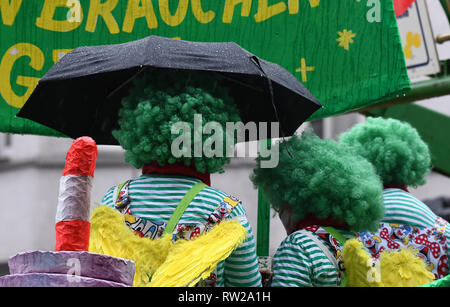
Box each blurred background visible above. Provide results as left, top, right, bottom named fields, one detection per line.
left=0, top=0, right=449, bottom=277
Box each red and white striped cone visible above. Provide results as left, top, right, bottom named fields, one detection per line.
left=55, top=136, right=98, bottom=251
left=0, top=136, right=137, bottom=287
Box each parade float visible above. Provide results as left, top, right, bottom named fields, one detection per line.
left=1, top=0, right=449, bottom=287
left=0, top=136, right=136, bottom=287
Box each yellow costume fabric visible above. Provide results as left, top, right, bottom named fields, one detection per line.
left=342, top=239, right=435, bottom=287
left=89, top=205, right=246, bottom=287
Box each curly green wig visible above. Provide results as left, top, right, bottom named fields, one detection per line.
left=251, top=131, right=384, bottom=232
left=339, top=117, right=431, bottom=187
left=112, top=70, right=241, bottom=173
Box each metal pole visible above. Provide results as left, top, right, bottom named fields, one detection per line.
left=257, top=188, right=270, bottom=257
left=257, top=139, right=272, bottom=286
left=356, top=74, right=450, bottom=113
left=437, top=33, right=450, bottom=44
left=439, top=0, right=450, bottom=21
left=257, top=138, right=271, bottom=257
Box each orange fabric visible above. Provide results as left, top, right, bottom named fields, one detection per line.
left=62, top=136, right=98, bottom=177
left=55, top=220, right=91, bottom=251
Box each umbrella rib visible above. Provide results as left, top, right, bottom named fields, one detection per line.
left=218, top=73, right=264, bottom=92
left=88, top=67, right=146, bottom=139
left=106, top=66, right=146, bottom=100
left=249, top=56, right=293, bottom=158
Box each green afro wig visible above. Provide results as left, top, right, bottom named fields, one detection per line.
left=339, top=117, right=431, bottom=187
left=251, top=131, right=384, bottom=232
left=112, top=70, right=241, bottom=173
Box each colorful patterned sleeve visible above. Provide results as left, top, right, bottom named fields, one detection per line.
left=271, top=233, right=313, bottom=287
left=382, top=189, right=450, bottom=272
left=221, top=202, right=262, bottom=287
left=446, top=225, right=450, bottom=263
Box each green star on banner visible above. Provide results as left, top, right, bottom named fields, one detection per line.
left=0, top=0, right=409, bottom=137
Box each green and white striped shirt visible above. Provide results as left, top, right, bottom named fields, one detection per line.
left=101, top=174, right=262, bottom=287
left=382, top=188, right=450, bottom=270
left=271, top=188, right=450, bottom=287
left=271, top=228, right=354, bottom=287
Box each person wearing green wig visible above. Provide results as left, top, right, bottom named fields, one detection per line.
left=100, top=70, right=262, bottom=287
left=339, top=117, right=449, bottom=280
left=251, top=131, right=385, bottom=286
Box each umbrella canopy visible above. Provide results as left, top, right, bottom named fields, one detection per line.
left=17, top=35, right=321, bottom=145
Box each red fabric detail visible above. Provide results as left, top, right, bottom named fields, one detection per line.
left=393, top=0, right=416, bottom=17
left=384, top=185, right=409, bottom=193
left=293, top=214, right=349, bottom=233
left=142, top=162, right=211, bottom=186
left=62, top=137, right=98, bottom=177
left=55, top=220, right=90, bottom=251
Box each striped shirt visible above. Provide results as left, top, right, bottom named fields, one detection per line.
left=271, top=189, right=450, bottom=287
left=271, top=228, right=354, bottom=287
left=101, top=174, right=262, bottom=287
left=382, top=188, right=450, bottom=270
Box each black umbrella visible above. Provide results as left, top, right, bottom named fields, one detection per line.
left=17, top=35, right=321, bottom=145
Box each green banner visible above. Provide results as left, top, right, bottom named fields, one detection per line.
left=0, top=0, right=410, bottom=138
